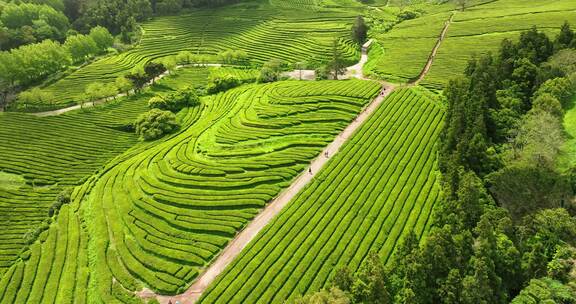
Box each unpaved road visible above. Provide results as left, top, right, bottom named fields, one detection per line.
left=148, top=83, right=395, bottom=304
left=140, top=15, right=452, bottom=303
left=32, top=64, right=222, bottom=117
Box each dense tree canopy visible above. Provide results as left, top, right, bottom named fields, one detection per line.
left=0, top=2, right=69, bottom=50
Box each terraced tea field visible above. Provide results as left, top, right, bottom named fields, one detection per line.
left=0, top=80, right=381, bottom=302
left=34, top=4, right=361, bottom=110
left=199, top=87, right=444, bottom=304
left=366, top=0, right=576, bottom=88
left=365, top=11, right=452, bottom=83
left=0, top=64, right=243, bottom=279
left=0, top=107, right=141, bottom=278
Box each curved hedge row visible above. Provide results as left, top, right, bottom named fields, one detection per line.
left=0, top=80, right=380, bottom=303
left=199, top=87, right=444, bottom=304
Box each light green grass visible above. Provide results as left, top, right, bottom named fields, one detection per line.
left=0, top=172, right=25, bottom=191
left=422, top=0, right=575, bottom=88
left=369, top=0, right=576, bottom=87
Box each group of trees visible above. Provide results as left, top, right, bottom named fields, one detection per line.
left=217, top=49, right=249, bottom=66
left=0, top=2, right=70, bottom=50
left=258, top=58, right=286, bottom=83
left=0, top=25, right=112, bottom=89
left=135, top=86, right=199, bottom=140
left=296, top=23, right=576, bottom=304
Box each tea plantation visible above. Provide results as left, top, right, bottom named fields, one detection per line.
left=0, top=80, right=381, bottom=302
left=199, top=87, right=444, bottom=304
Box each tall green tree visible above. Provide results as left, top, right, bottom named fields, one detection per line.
left=351, top=16, right=368, bottom=45
left=328, top=40, right=347, bottom=80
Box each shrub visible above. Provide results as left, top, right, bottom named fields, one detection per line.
left=134, top=109, right=179, bottom=141
left=397, top=9, right=420, bottom=21
left=48, top=188, right=72, bottom=217
left=148, top=88, right=200, bottom=112
left=315, top=65, right=330, bottom=80
left=207, top=75, right=241, bottom=94
left=258, top=59, right=285, bottom=83
left=535, top=77, right=574, bottom=106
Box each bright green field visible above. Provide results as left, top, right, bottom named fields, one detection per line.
left=0, top=65, right=255, bottom=278
left=422, top=0, right=576, bottom=88
left=199, top=87, right=444, bottom=303
left=366, top=0, right=576, bottom=87
left=26, top=2, right=362, bottom=111
left=0, top=80, right=381, bottom=302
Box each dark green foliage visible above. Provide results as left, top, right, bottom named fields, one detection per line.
left=207, top=74, right=241, bottom=94
left=351, top=252, right=391, bottom=304
left=351, top=16, right=367, bottom=45
left=148, top=88, right=199, bottom=112
left=331, top=267, right=353, bottom=292
left=294, top=287, right=350, bottom=304
left=125, top=72, right=149, bottom=91
left=487, top=165, right=569, bottom=222
left=440, top=76, right=491, bottom=177
left=134, top=108, right=179, bottom=141
left=144, top=61, right=166, bottom=80
left=555, top=21, right=575, bottom=51
left=315, top=65, right=330, bottom=80
left=258, top=59, right=284, bottom=83
left=397, top=10, right=419, bottom=22
left=511, top=278, right=576, bottom=303
left=48, top=188, right=72, bottom=217
left=0, top=2, right=70, bottom=50
left=516, top=26, right=554, bottom=65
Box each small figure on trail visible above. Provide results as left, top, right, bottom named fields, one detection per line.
left=325, top=151, right=329, bottom=158
left=309, top=167, right=312, bottom=175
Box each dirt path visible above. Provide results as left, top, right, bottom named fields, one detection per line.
left=139, top=18, right=451, bottom=302
left=32, top=64, right=222, bottom=117
left=412, top=13, right=454, bottom=85
left=146, top=81, right=395, bottom=304
left=137, top=39, right=390, bottom=304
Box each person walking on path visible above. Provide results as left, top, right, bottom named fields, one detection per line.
left=308, top=167, right=312, bottom=175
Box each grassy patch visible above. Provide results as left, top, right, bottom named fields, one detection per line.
left=0, top=172, right=25, bottom=191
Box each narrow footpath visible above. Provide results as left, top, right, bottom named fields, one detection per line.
left=413, top=13, right=453, bottom=84
left=32, top=64, right=222, bottom=117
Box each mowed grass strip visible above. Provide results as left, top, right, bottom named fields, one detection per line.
left=199, top=87, right=444, bottom=304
